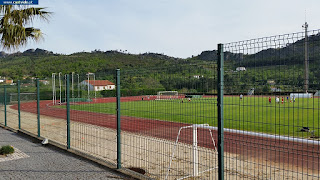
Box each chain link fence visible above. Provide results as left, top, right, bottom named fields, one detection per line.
left=0, top=29, right=319, bottom=179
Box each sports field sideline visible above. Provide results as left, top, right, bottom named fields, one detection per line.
left=64, top=95, right=320, bottom=138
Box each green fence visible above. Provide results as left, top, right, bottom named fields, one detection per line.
left=0, top=29, right=319, bottom=179
left=222, top=31, right=320, bottom=179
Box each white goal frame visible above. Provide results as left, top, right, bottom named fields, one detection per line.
left=165, top=124, right=218, bottom=180
left=156, top=91, right=178, bottom=100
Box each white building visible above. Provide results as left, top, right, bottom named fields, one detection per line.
left=39, top=80, right=50, bottom=85
left=236, top=67, right=246, bottom=71
left=193, top=75, right=204, bottom=79
left=80, top=80, right=115, bottom=91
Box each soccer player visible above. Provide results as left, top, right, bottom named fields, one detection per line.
left=240, top=94, right=243, bottom=100
left=276, top=97, right=280, bottom=103
left=281, top=97, right=284, bottom=104
left=269, top=97, right=271, bottom=104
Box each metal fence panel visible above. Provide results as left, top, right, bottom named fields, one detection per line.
left=18, top=79, right=38, bottom=135
left=67, top=71, right=118, bottom=165
left=223, top=30, right=320, bottom=179
left=4, top=84, right=18, bottom=129
left=120, top=64, right=218, bottom=179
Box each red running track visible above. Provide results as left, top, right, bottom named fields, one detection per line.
left=10, top=97, right=320, bottom=173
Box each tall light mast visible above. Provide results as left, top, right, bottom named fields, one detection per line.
left=302, top=22, right=309, bottom=93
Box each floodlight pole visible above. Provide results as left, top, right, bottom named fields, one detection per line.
left=302, top=22, right=309, bottom=93
left=59, top=72, right=62, bottom=104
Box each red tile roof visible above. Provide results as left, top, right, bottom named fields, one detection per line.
left=84, top=80, right=115, bottom=86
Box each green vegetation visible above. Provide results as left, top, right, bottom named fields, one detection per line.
left=0, top=145, right=14, bottom=155
left=64, top=96, right=319, bottom=138
left=1, top=33, right=320, bottom=101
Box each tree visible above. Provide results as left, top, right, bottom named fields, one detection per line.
left=0, top=5, right=50, bottom=50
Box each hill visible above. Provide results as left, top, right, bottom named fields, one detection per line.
left=1, top=33, right=320, bottom=94
left=0, top=49, right=189, bottom=79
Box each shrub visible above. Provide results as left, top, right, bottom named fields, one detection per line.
left=0, top=145, right=14, bottom=155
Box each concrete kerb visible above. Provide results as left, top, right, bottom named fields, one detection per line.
left=0, top=124, right=153, bottom=180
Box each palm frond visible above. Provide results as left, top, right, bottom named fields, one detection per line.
left=0, top=25, right=44, bottom=50
left=10, top=7, right=51, bottom=25
left=0, top=24, right=26, bottom=49
left=0, top=5, right=50, bottom=50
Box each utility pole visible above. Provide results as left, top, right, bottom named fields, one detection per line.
left=302, top=22, right=309, bottom=93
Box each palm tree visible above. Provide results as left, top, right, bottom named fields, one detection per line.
left=0, top=5, right=50, bottom=50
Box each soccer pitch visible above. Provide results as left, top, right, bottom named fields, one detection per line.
left=68, top=96, right=320, bottom=138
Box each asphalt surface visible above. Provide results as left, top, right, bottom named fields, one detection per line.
left=0, top=127, right=130, bottom=180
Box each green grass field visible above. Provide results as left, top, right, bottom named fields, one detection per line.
left=67, top=97, right=320, bottom=138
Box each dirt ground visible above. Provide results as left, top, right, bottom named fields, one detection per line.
left=0, top=105, right=318, bottom=179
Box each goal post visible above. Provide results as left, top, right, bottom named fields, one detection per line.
left=9, top=92, right=37, bottom=102
left=166, top=124, right=218, bottom=179
left=156, top=91, right=179, bottom=100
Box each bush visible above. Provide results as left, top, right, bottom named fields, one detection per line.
left=0, top=145, right=14, bottom=155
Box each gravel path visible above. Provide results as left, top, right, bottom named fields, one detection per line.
left=0, top=127, right=130, bottom=180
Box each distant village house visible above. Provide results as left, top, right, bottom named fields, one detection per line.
left=236, top=67, right=246, bottom=71
left=5, top=79, right=13, bottom=85
left=193, top=75, right=204, bottom=79
left=80, top=80, right=115, bottom=91
left=39, top=80, right=50, bottom=85
left=267, top=80, right=275, bottom=85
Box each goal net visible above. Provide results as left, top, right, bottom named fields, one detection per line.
left=156, top=91, right=179, bottom=100
left=9, top=93, right=37, bottom=102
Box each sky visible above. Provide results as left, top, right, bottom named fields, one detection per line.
left=12, top=0, right=320, bottom=58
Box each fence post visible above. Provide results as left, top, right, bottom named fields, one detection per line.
left=66, top=74, right=71, bottom=149
left=217, top=43, right=224, bottom=180
left=4, top=85, right=6, bottom=127
left=18, top=80, right=21, bottom=129
left=116, top=69, right=121, bottom=169
left=36, top=79, right=40, bottom=137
